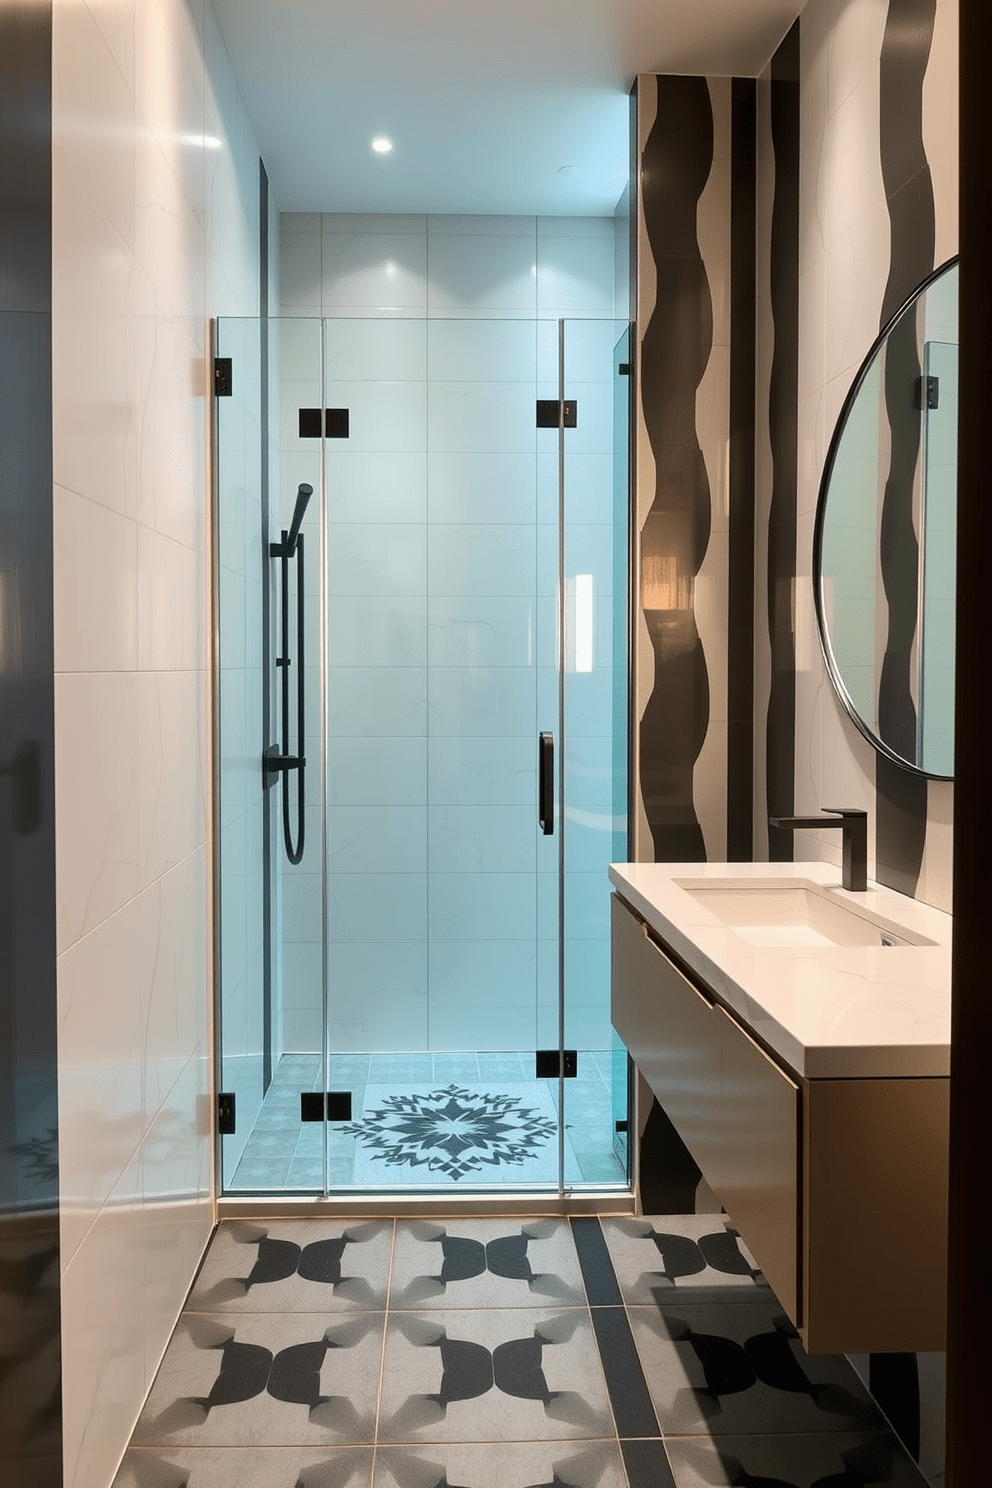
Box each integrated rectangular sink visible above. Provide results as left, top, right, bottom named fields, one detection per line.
left=673, top=878, right=937, bottom=949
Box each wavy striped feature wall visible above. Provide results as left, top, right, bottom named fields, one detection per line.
left=633, top=74, right=756, bottom=871
left=757, top=0, right=956, bottom=915
left=874, top=0, right=938, bottom=897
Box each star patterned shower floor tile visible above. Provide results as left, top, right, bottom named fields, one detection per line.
left=388, top=1218, right=586, bottom=1310
left=131, top=1311, right=384, bottom=1447
left=187, top=1220, right=393, bottom=1313
left=344, top=1082, right=567, bottom=1186
left=377, top=1307, right=614, bottom=1443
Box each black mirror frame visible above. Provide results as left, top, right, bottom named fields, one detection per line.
left=811, top=254, right=959, bottom=782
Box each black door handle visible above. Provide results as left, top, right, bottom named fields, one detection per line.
left=538, top=731, right=554, bottom=836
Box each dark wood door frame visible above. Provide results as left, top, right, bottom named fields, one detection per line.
left=946, top=3, right=992, bottom=1481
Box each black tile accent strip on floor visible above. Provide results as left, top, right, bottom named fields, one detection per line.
left=570, top=1217, right=664, bottom=1456
left=621, top=1438, right=679, bottom=1488
left=590, top=1305, right=663, bottom=1441
left=570, top=1216, right=624, bottom=1306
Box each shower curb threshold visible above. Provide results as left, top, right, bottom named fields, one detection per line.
left=216, top=1190, right=636, bottom=1220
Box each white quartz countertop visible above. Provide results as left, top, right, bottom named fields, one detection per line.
left=608, top=860, right=952, bottom=1079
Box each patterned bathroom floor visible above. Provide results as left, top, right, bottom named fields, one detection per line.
left=113, top=1215, right=928, bottom=1488
left=227, top=1052, right=626, bottom=1192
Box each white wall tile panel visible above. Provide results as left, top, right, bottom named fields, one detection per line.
left=53, top=0, right=270, bottom=1481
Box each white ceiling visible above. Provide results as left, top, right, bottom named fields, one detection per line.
left=212, top=0, right=801, bottom=217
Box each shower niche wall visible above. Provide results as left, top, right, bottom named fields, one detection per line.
left=215, top=310, right=631, bottom=1198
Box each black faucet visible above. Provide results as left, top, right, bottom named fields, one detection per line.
left=767, top=808, right=868, bottom=892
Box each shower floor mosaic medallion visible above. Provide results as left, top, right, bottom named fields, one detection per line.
left=344, top=1083, right=559, bottom=1183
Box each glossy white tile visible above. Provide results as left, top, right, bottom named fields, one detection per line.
left=427, top=233, right=537, bottom=314
left=322, top=228, right=428, bottom=312
left=54, top=485, right=138, bottom=673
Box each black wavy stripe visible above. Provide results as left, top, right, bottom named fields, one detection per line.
left=876, top=0, right=936, bottom=895
left=638, top=76, right=713, bottom=862
left=766, top=23, right=800, bottom=860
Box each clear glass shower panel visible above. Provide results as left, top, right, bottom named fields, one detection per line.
left=215, top=314, right=631, bottom=1198
left=559, top=319, right=631, bottom=1187
left=317, top=317, right=554, bottom=1192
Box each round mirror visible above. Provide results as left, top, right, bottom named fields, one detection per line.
left=813, top=257, right=958, bottom=779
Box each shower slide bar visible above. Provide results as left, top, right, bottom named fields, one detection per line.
left=263, top=482, right=312, bottom=865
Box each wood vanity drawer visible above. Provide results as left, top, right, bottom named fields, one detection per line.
left=713, top=1006, right=800, bottom=1322
left=611, top=894, right=722, bottom=1176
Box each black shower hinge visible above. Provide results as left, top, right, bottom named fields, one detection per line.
left=301, top=1092, right=353, bottom=1122
left=535, top=1049, right=577, bottom=1079
left=214, top=357, right=233, bottom=397
left=536, top=399, right=577, bottom=429
left=217, top=1092, right=236, bottom=1135
left=618, top=361, right=630, bottom=376
left=915, top=374, right=939, bottom=410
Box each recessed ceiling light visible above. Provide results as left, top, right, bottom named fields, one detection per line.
left=371, top=137, right=393, bottom=154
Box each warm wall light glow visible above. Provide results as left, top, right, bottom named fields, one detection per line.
left=575, top=574, right=594, bottom=673
left=371, top=137, right=393, bottom=154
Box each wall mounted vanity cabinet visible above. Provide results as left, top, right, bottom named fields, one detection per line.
left=610, top=863, right=951, bottom=1355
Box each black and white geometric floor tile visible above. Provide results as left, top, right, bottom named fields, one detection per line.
left=373, top=1441, right=629, bottom=1488
left=131, top=1313, right=383, bottom=1447
left=388, top=1219, right=586, bottom=1309
left=627, top=1301, right=886, bottom=1438
left=377, top=1308, right=614, bottom=1443
left=663, top=1431, right=934, bottom=1487
left=600, top=1216, right=769, bottom=1305
left=112, top=1446, right=373, bottom=1488
left=187, top=1221, right=392, bottom=1312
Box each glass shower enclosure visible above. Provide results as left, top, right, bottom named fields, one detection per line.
left=214, top=314, right=631, bottom=1198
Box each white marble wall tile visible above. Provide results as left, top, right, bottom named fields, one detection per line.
left=60, top=1150, right=147, bottom=1488
left=428, top=940, right=536, bottom=1014
left=429, top=525, right=536, bottom=597
left=427, top=453, right=536, bottom=525
left=137, top=671, right=208, bottom=884
left=326, top=806, right=427, bottom=874
left=327, top=665, right=428, bottom=737
left=428, top=805, right=537, bottom=874
left=136, top=528, right=206, bottom=671
left=326, top=944, right=429, bottom=1050
left=329, top=737, right=428, bottom=806
left=327, top=874, right=428, bottom=942
left=55, top=671, right=142, bottom=953
left=279, top=229, right=322, bottom=314
left=536, top=234, right=616, bottom=316
left=427, top=232, right=537, bottom=314
left=326, top=595, right=428, bottom=667
left=324, top=317, right=427, bottom=381
left=54, top=485, right=138, bottom=672
left=323, top=228, right=429, bottom=313
left=327, top=523, right=427, bottom=595
left=431, top=316, right=538, bottom=384
left=428, top=597, right=537, bottom=667
left=55, top=0, right=268, bottom=1481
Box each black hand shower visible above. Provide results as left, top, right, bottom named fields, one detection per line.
left=263, top=483, right=312, bottom=864
left=286, top=481, right=312, bottom=553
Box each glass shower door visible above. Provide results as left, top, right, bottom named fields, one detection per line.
left=558, top=319, right=631, bottom=1187
left=215, top=313, right=631, bottom=1198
